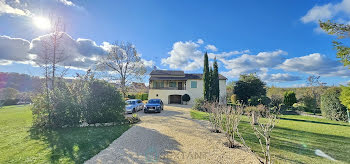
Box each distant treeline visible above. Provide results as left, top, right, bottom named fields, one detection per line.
left=0, top=72, right=42, bottom=92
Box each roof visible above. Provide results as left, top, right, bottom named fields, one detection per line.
left=150, top=70, right=185, bottom=76
left=149, top=73, right=227, bottom=80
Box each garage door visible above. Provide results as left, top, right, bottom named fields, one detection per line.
left=169, top=95, right=181, bottom=104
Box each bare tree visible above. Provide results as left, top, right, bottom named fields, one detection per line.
left=98, top=41, right=146, bottom=97
left=204, top=102, right=223, bottom=133
left=306, top=75, right=326, bottom=115
left=34, top=16, right=67, bottom=91
left=250, top=106, right=279, bottom=164
left=223, top=103, right=243, bottom=148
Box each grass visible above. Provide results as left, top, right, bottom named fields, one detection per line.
left=0, top=105, right=131, bottom=164
left=190, top=109, right=350, bottom=164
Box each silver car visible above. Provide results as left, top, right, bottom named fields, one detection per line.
left=125, top=99, right=144, bottom=114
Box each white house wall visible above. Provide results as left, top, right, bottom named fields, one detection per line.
left=149, top=79, right=227, bottom=105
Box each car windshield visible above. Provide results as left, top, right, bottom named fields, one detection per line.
left=125, top=101, right=136, bottom=105
left=148, top=99, right=160, bottom=104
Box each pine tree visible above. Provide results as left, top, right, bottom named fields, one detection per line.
left=203, top=52, right=210, bottom=101
left=212, top=58, right=220, bottom=102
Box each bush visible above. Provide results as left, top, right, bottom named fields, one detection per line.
left=128, top=94, right=136, bottom=99
left=321, top=88, right=348, bottom=121
left=301, top=94, right=317, bottom=113
left=1, top=99, right=19, bottom=106
left=270, top=95, right=283, bottom=107
left=230, top=94, right=237, bottom=104
left=284, top=91, right=297, bottom=107
left=31, top=73, right=126, bottom=128
left=193, top=97, right=206, bottom=111
left=84, top=80, right=125, bottom=124
left=248, top=96, right=271, bottom=106
left=182, top=94, right=190, bottom=104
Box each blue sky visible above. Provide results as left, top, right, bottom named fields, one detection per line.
left=0, top=0, right=350, bottom=87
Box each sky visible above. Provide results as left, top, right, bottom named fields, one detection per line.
left=0, top=0, right=350, bottom=87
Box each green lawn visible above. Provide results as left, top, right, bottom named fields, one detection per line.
left=0, top=105, right=131, bottom=164
left=191, top=110, right=350, bottom=164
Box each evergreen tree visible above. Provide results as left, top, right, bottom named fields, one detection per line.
left=212, top=58, right=220, bottom=102
left=208, top=66, right=213, bottom=101
left=203, top=52, right=210, bottom=101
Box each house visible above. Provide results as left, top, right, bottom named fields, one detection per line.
left=148, top=70, right=227, bottom=105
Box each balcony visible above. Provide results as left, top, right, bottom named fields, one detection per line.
left=149, top=86, right=186, bottom=90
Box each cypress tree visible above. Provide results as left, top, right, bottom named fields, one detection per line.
left=208, top=66, right=213, bottom=101
left=213, top=58, right=220, bottom=102
left=203, top=52, right=210, bottom=101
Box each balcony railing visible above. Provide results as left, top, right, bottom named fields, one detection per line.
left=149, top=86, right=186, bottom=90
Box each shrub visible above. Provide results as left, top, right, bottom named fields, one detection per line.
left=321, top=88, right=348, bottom=121
left=301, top=94, right=317, bottom=113
left=193, top=97, right=206, bottom=111
left=270, top=95, right=283, bottom=107
left=127, top=94, right=136, bottom=99
left=182, top=94, right=190, bottom=104
left=31, top=73, right=126, bottom=128
left=84, top=80, right=125, bottom=124
left=248, top=96, right=271, bottom=106
left=141, top=93, right=148, bottom=100
left=230, top=94, right=237, bottom=104
left=283, top=91, right=297, bottom=107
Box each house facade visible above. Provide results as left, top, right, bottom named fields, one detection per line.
left=148, top=70, right=227, bottom=105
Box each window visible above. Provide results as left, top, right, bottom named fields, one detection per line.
left=152, top=81, right=164, bottom=88
left=169, top=82, right=176, bottom=87
left=191, top=81, right=197, bottom=88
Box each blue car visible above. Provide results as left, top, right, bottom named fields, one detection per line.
left=144, top=99, right=164, bottom=113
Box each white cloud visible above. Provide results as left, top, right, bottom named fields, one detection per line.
left=58, top=0, right=75, bottom=6
left=0, top=0, right=30, bottom=16
left=208, top=50, right=250, bottom=59
left=0, top=33, right=153, bottom=71
left=260, top=68, right=301, bottom=82
left=0, top=35, right=30, bottom=62
left=278, top=53, right=350, bottom=77
left=142, top=59, right=155, bottom=68
left=205, top=44, right=218, bottom=51
left=197, top=39, right=204, bottom=44
left=220, top=50, right=287, bottom=77
left=161, top=40, right=203, bottom=71
left=301, top=0, right=350, bottom=24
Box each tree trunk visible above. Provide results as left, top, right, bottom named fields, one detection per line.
left=251, top=111, right=258, bottom=125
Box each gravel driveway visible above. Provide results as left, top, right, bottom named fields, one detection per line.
left=85, top=105, right=259, bottom=164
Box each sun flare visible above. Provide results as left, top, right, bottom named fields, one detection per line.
left=33, top=16, right=51, bottom=30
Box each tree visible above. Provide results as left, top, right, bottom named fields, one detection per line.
left=203, top=52, right=210, bottom=101
left=98, top=41, right=146, bottom=97
left=321, top=87, right=348, bottom=121
left=306, top=75, right=326, bottom=114
left=0, top=88, right=19, bottom=100
left=182, top=94, right=190, bottom=105
left=283, top=91, right=297, bottom=107
left=212, top=57, right=220, bottom=102
left=34, top=17, right=68, bottom=91
left=234, top=74, right=266, bottom=103
left=320, top=20, right=350, bottom=67
left=339, top=85, right=350, bottom=123
left=208, top=66, right=213, bottom=102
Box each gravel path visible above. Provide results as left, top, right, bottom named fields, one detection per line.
left=85, top=105, right=259, bottom=164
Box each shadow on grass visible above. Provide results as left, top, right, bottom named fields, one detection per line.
left=238, top=121, right=350, bottom=163
left=280, top=117, right=350, bottom=127
left=29, top=124, right=131, bottom=164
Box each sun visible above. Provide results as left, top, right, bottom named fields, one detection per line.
left=32, top=16, right=51, bottom=30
